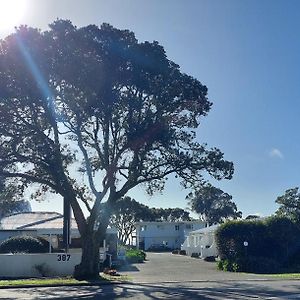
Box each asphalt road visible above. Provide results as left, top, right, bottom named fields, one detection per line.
left=118, top=252, right=265, bottom=282
left=1, top=280, right=300, bottom=299
left=1, top=253, right=300, bottom=299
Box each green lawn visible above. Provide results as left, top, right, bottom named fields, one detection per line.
left=0, top=274, right=131, bottom=288
left=262, top=273, right=300, bottom=279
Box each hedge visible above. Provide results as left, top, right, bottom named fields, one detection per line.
left=125, top=249, right=146, bottom=263
left=0, top=236, right=51, bottom=254
left=215, top=216, right=300, bottom=273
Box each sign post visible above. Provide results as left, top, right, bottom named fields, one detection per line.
left=63, top=198, right=71, bottom=253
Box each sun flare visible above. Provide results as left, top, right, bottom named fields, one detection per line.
left=0, top=0, right=28, bottom=32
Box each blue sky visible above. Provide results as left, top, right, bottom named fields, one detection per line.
left=1, top=0, right=300, bottom=217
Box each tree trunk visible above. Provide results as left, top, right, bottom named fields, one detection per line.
left=73, top=195, right=116, bottom=280
left=73, top=229, right=103, bottom=280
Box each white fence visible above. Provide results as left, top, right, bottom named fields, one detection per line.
left=0, top=253, right=81, bottom=278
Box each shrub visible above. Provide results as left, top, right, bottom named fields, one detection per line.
left=125, top=249, right=146, bottom=263
left=217, top=260, right=223, bottom=270
left=0, top=235, right=50, bottom=254
left=172, top=250, right=179, bottom=254
left=179, top=250, right=186, bottom=255
left=215, top=217, right=300, bottom=274
left=232, top=262, right=240, bottom=272
left=191, top=252, right=199, bottom=258
left=37, top=237, right=53, bottom=252
left=204, top=256, right=216, bottom=262
left=222, top=259, right=233, bottom=272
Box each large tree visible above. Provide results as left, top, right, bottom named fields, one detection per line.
left=0, top=177, right=31, bottom=220
left=187, top=184, right=241, bottom=225
left=0, top=20, right=233, bottom=279
left=275, top=187, right=300, bottom=223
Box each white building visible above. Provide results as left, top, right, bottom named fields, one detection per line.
left=181, top=224, right=219, bottom=258
left=0, top=212, right=117, bottom=257
left=135, top=221, right=206, bottom=250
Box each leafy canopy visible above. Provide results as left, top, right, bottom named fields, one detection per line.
left=109, top=196, right=191, bottom=245
left=0, top=20, right=233, bottom=226
left=0, top=19, right=233, bottom=278
left=109, top=196, right=152, bottom=245
left=276, top=187, right=300, bottom=223
left=0, top=177, right=31, bottom=220
left=187, top=184, right=241, bottom=225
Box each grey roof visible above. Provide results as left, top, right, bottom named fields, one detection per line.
left=189, top=224, right=219, bottom=235
left=0, top=212, right=78, bottom=230
left=0, top=211, right=117, bottom=235
left=135, top=220, right=206, bottom=225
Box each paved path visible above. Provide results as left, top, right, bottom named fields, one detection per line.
left=119, top=252, right=264, bottom=283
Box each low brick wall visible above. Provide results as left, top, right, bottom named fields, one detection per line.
left=0, top=253, right=82, bottom=278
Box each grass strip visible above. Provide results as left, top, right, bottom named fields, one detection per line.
left=0, top=274, right=131, bottom=288
left=0, top=277, right=88, bottom=287
left=262, top=273, right=300, bottom=279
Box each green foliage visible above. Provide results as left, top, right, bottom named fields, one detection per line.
left=232, top=262, right=240, bottom=272
left=109, top=197, right=152, bottom=245
left=0, top=236, right=50, bottom=254
left=125, top=249, right=146, bottom=263
left=0, top=177, right=31, bottom=220
left=217, top=260, right=223, bottom=270
left=187, top=184, right=241, bottom=225
left=222, top=259, right=232, bottom=272
left=215, top=217, right=300, bottom=273
left=110, top=196, right=191, bottom=245
left=149, top=207, right=191, bottom=222
left=0, top=19, right=233, bottom=279
left=276, top=187, right=300, bottom=223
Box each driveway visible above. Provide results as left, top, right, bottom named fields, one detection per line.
left=119, top=252, right=264, bottom=283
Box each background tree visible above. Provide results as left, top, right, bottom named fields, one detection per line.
left=275, top=187, right=300, bottom=223
left=245, top=214, right=260, bottom=220
left=150, top=207, right=191, bottom=222
left=0, top=177, right=31, bottom=220
left=187, top=184, right=241, bottom=225
left=109, top=196, right=153, bottom=245
left=109, top=197, right=192, bottom=245
left=0, top=20, right=233, bottom=279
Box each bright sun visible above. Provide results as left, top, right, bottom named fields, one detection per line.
left=0, top=0, right=28, bottom=32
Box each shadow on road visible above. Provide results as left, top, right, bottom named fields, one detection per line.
left=118, top=264, right=140, bottom=272
left=6, top=281, right=300, bottom=300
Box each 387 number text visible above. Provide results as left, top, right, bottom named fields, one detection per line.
left=57, top=254, right=71, bottom=261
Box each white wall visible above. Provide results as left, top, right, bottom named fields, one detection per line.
left=181, top=232, right=218, bottom=258
left=138, top=223, right=180, bottom=250
left=136, top=221, right=206, bottom=250
left=0, top=253, right=81, bottom=278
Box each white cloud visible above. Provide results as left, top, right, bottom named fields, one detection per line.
left=269, top=148, right=284, bottom=159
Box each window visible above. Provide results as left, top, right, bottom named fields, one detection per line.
left=186, top=224, right=193, bottom=229
left=175, top=225, right=180, bottom=231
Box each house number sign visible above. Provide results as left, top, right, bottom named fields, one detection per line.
left=57, top=254, right=71, bottom=261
